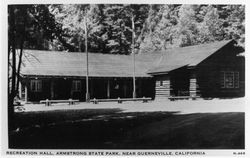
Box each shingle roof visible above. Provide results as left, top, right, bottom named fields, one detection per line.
left=21, top=40, right=234, bottom=78
left=21, top=50, right=161, bottom=78
left=147, top=40, right=234, bottom=74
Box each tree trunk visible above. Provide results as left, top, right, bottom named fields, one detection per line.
left=15, top=45, right=24, bottom=98
left=15, top=10, right=26, bottom=96
left=8, top=6, right=16, bottom=131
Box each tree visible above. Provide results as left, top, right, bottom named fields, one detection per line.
left=8, top=5, right=17, bottom=129
left=175, top=5, right=200, bottom=47
left=221, top=5, right=245, bottom=47
left=50, top=4, right=107, bottom=52
left=83, top=4, right=149, bottom=54
left=8, top=5, right=63, bottom=131
left=139, top=5, right=180, bottom=52
left=197, top=5, right=224, bottom=43
left=48, top=4, right=244, bottom=53
left=151, top=5, right=179, bottom=49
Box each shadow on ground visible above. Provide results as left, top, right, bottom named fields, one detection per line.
left=9, top=108, right=244, bottom=149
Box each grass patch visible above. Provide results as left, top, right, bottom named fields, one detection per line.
left=126, top=113, right=244, bottom=149
left=9, top=109, right=244, bottom=149
left=11, top=108, right=122, bottom=129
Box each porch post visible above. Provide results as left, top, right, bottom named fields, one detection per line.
left=25, top=80, right=28, bottom=103
left=189, top=72, right=197, bottom=97
left=50, top=79, right=54, bottom=99
left=90, top=79, right=93, bottom=99
left=165, top=76, right=171, bottom=97
left=107, top=79, right=110, bottom=99
left=19, top=81, right=22, bottom=99
left=123, top=81, right=127, bottom=98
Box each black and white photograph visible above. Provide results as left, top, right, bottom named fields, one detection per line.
left=1, top=1, right=248, bottom=157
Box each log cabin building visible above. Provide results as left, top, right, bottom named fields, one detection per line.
left=18, top=40, right=245, bottom=102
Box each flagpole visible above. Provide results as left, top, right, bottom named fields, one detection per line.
left=132, top=14, right=136, bottom=99
left=84, top=15, right=90, bottom=102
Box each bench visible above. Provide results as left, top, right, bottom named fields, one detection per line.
left=90, top=97, right=152, bottom=104
left=13, top=97, right=25, bottom=112
left=40, top=99, right=79, bottom=106
left=14, top=104, right=25, bottom=112
left=168, top=96, right=200, bottom=101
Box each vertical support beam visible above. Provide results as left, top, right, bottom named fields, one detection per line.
left=165, top=76, right=171, bottom=97
left=25, top=80, right=28, bottom=103
left=139, top=79, right=143, bottom=97
left=107, top=79, right=110, bottom=99
left=189, top=72, right=197, bottom=97
left=19, top=81, right=22, bottom=99
left=70, top=79, right=73, bottom=98
left=124, top=80, right=127, bottom=98
left=90, top=78, right=93, bottom=99
left=50, top=79, right=54, bottom=99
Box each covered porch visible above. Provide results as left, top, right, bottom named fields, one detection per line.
left=19, top=76, right=154, bottom=102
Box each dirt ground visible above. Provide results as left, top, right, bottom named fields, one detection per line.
left=21, top=98, right=245, bottom=114
left=10, top=98, right=245, bottom=149
left=10, top=110, right=244, bottom=149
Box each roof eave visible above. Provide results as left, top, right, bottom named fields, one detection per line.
left=22, top=74, right=153, bottom=78
left=147, top=71, right=169, bottom=76
left=187, top=65, right=196, bottom=69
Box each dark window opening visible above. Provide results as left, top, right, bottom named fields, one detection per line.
left=72, top=80, right=81, bottom=92
left=160, top=80, right=163, bottom=86
left=30, top=80, right=42, bottom=92
left=221, top=71, right=239, bottom=88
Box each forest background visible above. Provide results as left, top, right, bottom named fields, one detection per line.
left=9, top=4, right=245, bottom=55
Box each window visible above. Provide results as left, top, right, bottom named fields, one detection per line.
left=72, top=80, right=81, bottom=92
left=221, top=71, right=239, bottom=88
left=234, top=72, right=239, bottom=88
left=30, top=80, right=42, bottom=92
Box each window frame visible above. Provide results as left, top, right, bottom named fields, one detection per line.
left=30, top=80, right=42, bottom=92
left=234, top=72, right=239, bottom=88
left=221, top=71, right=240, bottom=89
left=72, top=80, right=81, bottom=92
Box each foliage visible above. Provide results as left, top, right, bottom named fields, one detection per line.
left=8, top=5, right=64, bottom=125
left=10, top=4, right=245, bottom=54
left=221, top=5, right=245, bottom=47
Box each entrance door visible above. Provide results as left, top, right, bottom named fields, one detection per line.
left=171, top=69, right=190, bottom=96
left=54, top=79, right=71, bottom=99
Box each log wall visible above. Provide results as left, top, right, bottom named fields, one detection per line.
left=189, top=71, right=199, bottom=97
left=155, top=76, right=171, bottom=100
